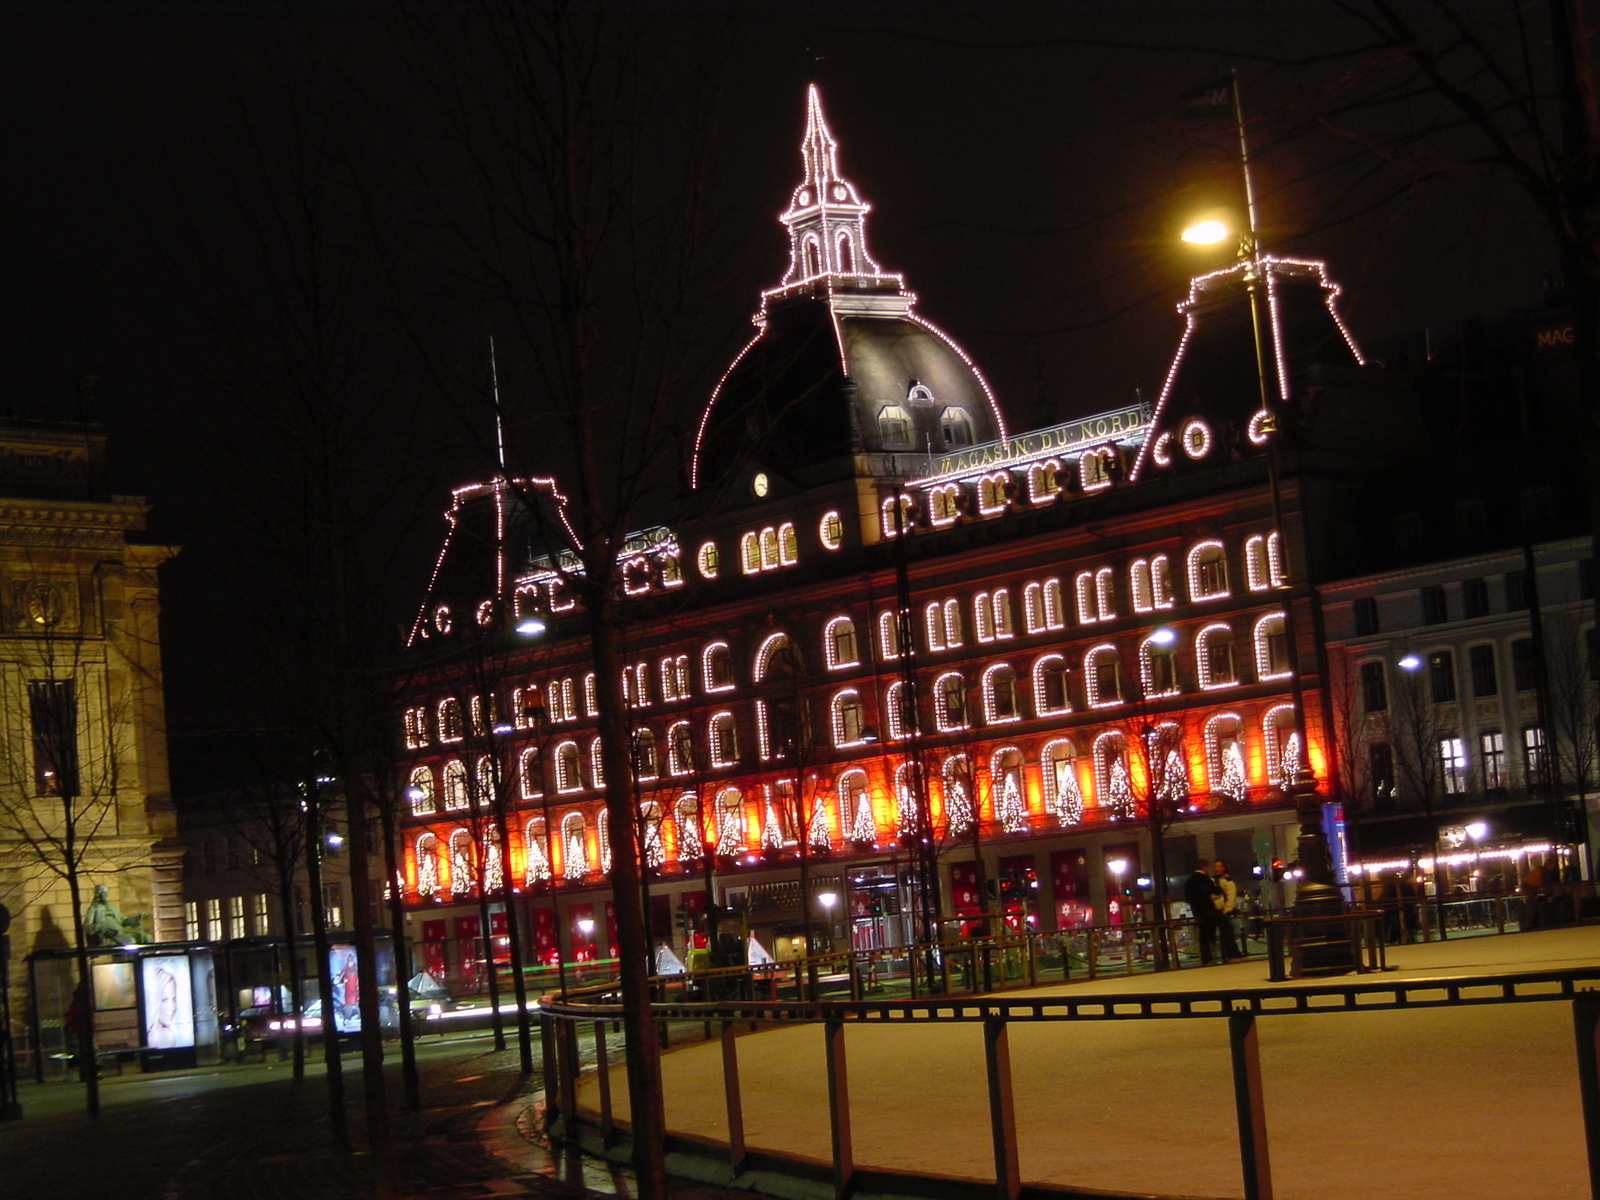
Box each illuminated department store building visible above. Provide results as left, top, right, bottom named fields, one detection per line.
left=395, top=89, right=1420, bottom=973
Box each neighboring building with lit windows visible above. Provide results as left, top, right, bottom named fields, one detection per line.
left=392, top=88, right=1477, bottom=976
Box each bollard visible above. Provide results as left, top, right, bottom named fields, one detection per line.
left=1572, top=992, right=1600, bottom=1199
left=722, top=1020, right=747, bottom=1176
left=983, top=1016, right=1021, bottom=1200
left=1229, top=1009, right=1273, bottom=1200
left=824, top=1018, right=854, bottom=1200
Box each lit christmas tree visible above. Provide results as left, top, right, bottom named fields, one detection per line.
left=946, top=779, right=973, bottom=835
left=1158, top=748, right=1191, bottom=812
left=849, top=791, right=877, bottom=843
left=897, top=783, right=920, bottom=839
left=418, top=842, right=440, bottom=896
left=1218, top=741, right=1247, bottom=804
left=998, top=772, right=1028, bottom=832
left=1051, top=760, right=1084, bottom=826
left=762, top=802, right=785, bottom=851
left=1106, top=757, right=1135, bottom=820
left=524, top=833, right=550, bottom=884
left=484, top=833, right=505, bottom=892
left=808, top=799, right=831, bottom=853
left=564, top=830, right=587, bottom=879
left=1278, top=732, right=1303, bottom=791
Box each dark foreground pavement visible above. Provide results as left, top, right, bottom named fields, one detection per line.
left=0, top=1037, right=626, bottom=1200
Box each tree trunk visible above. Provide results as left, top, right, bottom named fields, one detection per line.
left=302, top=800, right=349, bottom=1154
left=344, top=776, right=396, bottom=1196
left=274, top=857, right=305, bottom=1081
left=379, top=794, right=420, bottom=1108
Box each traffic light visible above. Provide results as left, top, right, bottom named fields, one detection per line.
left=1270, top=860, right=1287, bottom=882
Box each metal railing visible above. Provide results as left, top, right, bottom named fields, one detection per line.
left=541, top=963, right=1600, bottom=1200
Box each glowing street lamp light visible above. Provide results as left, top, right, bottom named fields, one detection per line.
left=1181, top=218, right=1231, bottom=245
left=1398, top=654, right=1423, bottom=672
left=1148, top=625, right=1178, bottom=647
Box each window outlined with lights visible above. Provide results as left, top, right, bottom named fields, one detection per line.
left=840, top=769, right=874, bottom=843
left=561, top=812, right=588, bottom=879
left=523, top=819, right=550, bottom=884
left=403, top=707, right=428, bottom=749
left=823, top=616, right=859, bottom=670
left=1032, top=653, right=1070, bottom=716
left=880, top=493, right=914, bottom=539
left=977, top=472, right=1011, bottom=516
left=1244, top=532, right=1285, bottom=592
left=1130, top=556, right=1174, bottom=613
left=885, top=680, right=916, bottom=740
left=709, top=712, right=739, bottom=767
left=437, top=698, right=464, bottom=743
left=518, top=748, right=542, bottom=799
left=702, top=642, right=735, bottom=693
left=449, top=829, right=474, bottom=896
left=715, top=787, right=745, bottom=855
left=1092, top=730, right=1133, bottom=819
left=830, top=689, right=867, bottom=746
left=1196, top=622, right=1237, bottom=689
left=929, top=482, right=963, bottom=527
left=553, top=742, right=583, bottom=793
left=1084, top=644, right=1122, bottom=708
left=415, top=833, right=440, bottom=897
left=1027, top=459, right=1062, bottom=504
left=409, top=766, right=437, bottom=815
left=943, top=754, right=976, bottom=834
left=1042, top=738, right=1084, bottom=826
left=925, top=598, right=963, bottom=652
left=659, top=654, right=691, bottom=702
left=931, top=671, right=967, bottom=731
left=1262, top=704, right=1300, bottom=790
left=1188, top=541, right=1230, bottom=602
left=879, top=610, right=908, bottom=658
left=666, top=721, right=694, bottom=776
left=675, top=795, right=704, bottom=861
left=631, top=729, right=659, bottom=781
left=1080, top=446, right=1116, bottom=492
left=442, top=759, right=470, bottom=810
left=981, top=663, right=1021, bottom=724
left=1204, top=712, right=1247, bottom=804
left=1139, top=632, right=1181, bottom=698
left=1253, top=611, right=1292, bottom=681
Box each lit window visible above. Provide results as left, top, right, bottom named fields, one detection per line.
left=982, top=664, right=1020, bottom=724
left=1085, top=644, right=1121, bottom=707
left=518, top=748, right=542, bottom=798
left=674, top=796, right=704, bottom=860
left=878, top=405, right=911, bottom=449
left=885, top=680, right=916, bottom=740
left=942, top=756, right=976, bottom=834
left=740, top=532, right=759, bottom=574
left=935, top=672, right=967, bottom=731
left=442, top=760, right=469, bottom=810
left=1140, top=634, right=1181, bottom=697
left=715, top=788, right=744, bottom=855
left=880, top=494, right=914, bottom=538
left=632, top=729, right=658, bottom=780
left=1188, top=541, right=1230, bottom=601
left=703, top=642, right=735, bottom=692
left=1480, top=730, right=1506, bottom=790
left=819, top=511, right=844, bottom=550
left=554, top=743, right=582, bottom=792
left=1263, top=705, right=1300, bottom=790
left=449, top=829, right=474, bottom=896
left=660, top=549, right=683, bottom=588
left=831, top=690, right=866, bottom=746
left=840, top=770, right=875, bottom=843
left=824, top=617, right=859, bottom=669
left=929, top=483, right=963, bottom=527
left=403, top=707, right=428, bottom=749
left=1253, top=612, right=1291, bottom=681
left=1093, top=731, right=1133, bottom=819
left=415, top=834, right=440, bottom=897
left=409, top=767, right=436, bottom=815
left=709, top=713, right=739, bottom=767
left=1042, top=739, right=1083, bottom=825
left=1032, top=654, right=1070, bottom=715
left=1080, top=446, right=1116, bottom=492
left=1027, top=459, right=1062, bottom=503
left=778, top=523, right=798, bottom=565
left=1244, top=532, right=1285, bottom=591
left=1439, top=737, right=1468, bottom=794
left=561, top=813, right=588, bottom=879
left=879, top=610, right=907, bottom=658
left=622, top=555, right=650, bottom=595
left=1196, top=623, right=1237, bottom=689
left=978, top=472, right=1011, bottom=515
left=760, top=527, right=780, bottom=570
left=1204, top=713, right=1247, bottom=803
left=437, top=698, right=464, bottom=743
left=524, top=819, right=550, bottom=883
left=698, top=542, right=720, bottom=579
left=666, top=721, right=694, bottom=775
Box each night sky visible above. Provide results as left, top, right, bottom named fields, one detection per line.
left=0, top=2, right=1560, bottom=750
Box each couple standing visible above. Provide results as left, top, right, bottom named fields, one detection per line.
left=1184, top=858, right=1242, bottom=964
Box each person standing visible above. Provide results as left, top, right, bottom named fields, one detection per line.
left=1212, top=860, right=1243, bottom=961
left=1185, top=859, right=1223, bottom=964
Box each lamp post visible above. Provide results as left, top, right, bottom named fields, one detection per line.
left=816, top=890, right=838, bottom=953
left=1465, top=821, right=1489, bottom=895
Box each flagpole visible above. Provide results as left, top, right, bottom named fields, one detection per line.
left=1229, top=68, right=1261, bottom=252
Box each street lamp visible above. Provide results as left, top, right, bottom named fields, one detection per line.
left=1465, top=821, right=1489, bottom=893
left=817, top=891, right=838, bottom=953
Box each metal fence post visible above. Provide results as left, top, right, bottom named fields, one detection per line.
left=594, top=1019, right=614, bottom=1144
left=540, top=1012, right=559, bottom=1122
left=984, top=1015, right=1022, bottom=1200
left=722, top=1020, right=747, bottom=1176
left=825, top=1018, right=854, bottom=1200
left=1229, top=1010, right=1273, bottom=1200
left=1572, top=992, right=1600, bottom=1199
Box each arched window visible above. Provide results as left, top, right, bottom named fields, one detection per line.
left=675, top=795, right=704, bottom=861
left=1146, top=722, right=1191, bottom=814
left=1130, top=559, right=1154, bottom=613
left=878, top=405, right=911, bottom=449
left=598, top=811, right=612, bottom=874
left=895, top=761, right=925, bottom=839
left=753, top=631, right=798, bottom=683
left=666, top=721, right=693, bottom=775
left=1152, top=554, right=1174, bottom=608
left=715, top=787, right=745, bottom=855
left=940, top=407, right=974, bottom=448
left=1253, top=611, right=1291, bottom=681
left=977, top=472, right=1010, bottom=515
left=1245, top=533, right=1285, bottom=591
left=759, top=527, right=780, bottom=570
left=830, top=689, right=866, bottom=746
left=582, top=673, right=597, bottom=716
left=709, top=712, right=738, bottom=767
left=879, top=610, right=908, bottom=658
left=943, top=598, right=963, bottom=648
left=740, top=532, right=760, bottom=574
left=1032, top=653, right=1070, bottom=715
left=1027, top=459, right=1062, bottom=503
left=804, top=236, right=821, bottom=277
left=588, top=737, right=606, bottom=788
left=1204, top=712, right=1247, bottom=803
left=551, top=677, right=576, bottom=722
left=1023, top=582, right=1045, bottom=634
left=403, top=706, right=428, bottom=749
left=524, top=819, right=550, bottom=884
left=993, top=589, right=1015, bottom=638
left=880, top=493, right=914, bottom=538
left=409, top=766, right=436, bottom=815
left=778, top=522, right=799, bottom=565
left=1263, top=705, right=1300, bottom=791
left=885, top=680, right=916, bottom=740
left=483, top=827, right=504, bottom=892
left=925, top=601, right=948, bottom=652
left=929, top=483, right=962, bottom=527
left=1042, top=739, right=1084, bottom=826
left=991, top=747, right=1028, bottom=832
left=1084, top=644, right=1121, bottom=707
left=437, top=698, right=464, bottom=743
left=840, top=770, right=875, bottom=843
left=415, top=833, right=440, bottom=897
left=449, top=829, right=474, bottom=896
left=1043, top=578, right=1064, bottom=629
left=943, top=755, right=976, bottom=834
left=1095, top=568, right=1116, bottom=621
left=561, top=812, right=588, bottom=879
left=1188, top=540, right=1230, bottom=601
left=442, top=759, right=469, bottom=810
left=836, top=230, right=855, bottom=272
left=1075, top=571, right=1098, bottom=624
left=639, top=802, right=665, bottom=868
left=982, top=663, right=1020, bottom=723
left=819, top=510, right=844, bottom=550
left=1196, top=622, right=1237, bottom=689
left=935, top=672, right=967, bottom=731
left=474, top=755, right=496, bottom=805
left=553, top=742, right=582, bottom=792
left=974, top=592, right=995, bottom=642
left=824, top=616, right=859, bottom=669
left=1139, top=633, right=1181, bottom=698
left=632, top=729, right=659, bottom=781
left=1093, top=732, right=1134, bottom=819
left=1080, top=446, right=1116, bottom=492
left=703, top=641, right=735, bottom=692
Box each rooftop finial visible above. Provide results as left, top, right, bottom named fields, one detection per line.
left=777, top=85, right=888, bottom=289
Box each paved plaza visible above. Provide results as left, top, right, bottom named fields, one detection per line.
left=580, top=926, right=1600, bottom=1200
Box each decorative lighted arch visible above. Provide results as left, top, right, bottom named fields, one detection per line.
left=702, top=641, right=735, bottom=693
left=1195, top=621, right=1237, bottom=689
left=442, top=759, right=469, bottom=810
left=560, top=812, right=588, bottom=879
left=415, top=833, right=441, bottom=897
left=1203, top=712, right=1247, bottom=802
left=942, top=754, right=975, bottom=834
left=552, top=742, right=582, bottom=793
left=1139, top=631, right=1182, bottom=698
left=840, top=769, right=875, bottom=843
left=1187, top=540, right=1230, bottom=601
left=1032, top=652, right=1071, bottom=716
left=823, top=615, right=859, bottom=670
left=523, top=819, right=550, bottom=884
left=830, top=688, right=867, bottom=746
left=1041, top=738, right=1084, bottom=826
left=1253, top=611, right=1291, bottom=681
left=989, top=746, right=1028, bottom=832
left=934, top=671, right=968, bottom=731
left=1262, top=703, right=1300, bottom=790
left=448, top=828, right=474, bottom=896
left=409, top=766, right=436, bottom=815
left=981, top=662, right=1021, bottom=724
left=1092, top=730, right=1133, bottom=819
left=675, top=795, right=704, bottom=861
left=1084, top=643, right=1122, bottom=708
left=753, top=631, right=798, bottom=682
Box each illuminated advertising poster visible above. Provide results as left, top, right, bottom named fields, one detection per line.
left=191, top=951, right=219, bottom=1050
left=141, top=956, right=195, bottom=1049
left=330, top=945, right=360, bottom=1032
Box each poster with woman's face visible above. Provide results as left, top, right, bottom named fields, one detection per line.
left=141, top=956, right=194, bottom=1049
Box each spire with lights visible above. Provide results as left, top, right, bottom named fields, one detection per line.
left=776, top=85, right=898, bottom=291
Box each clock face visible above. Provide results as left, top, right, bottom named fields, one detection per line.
left=752, top=472, right=769, bottom=498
